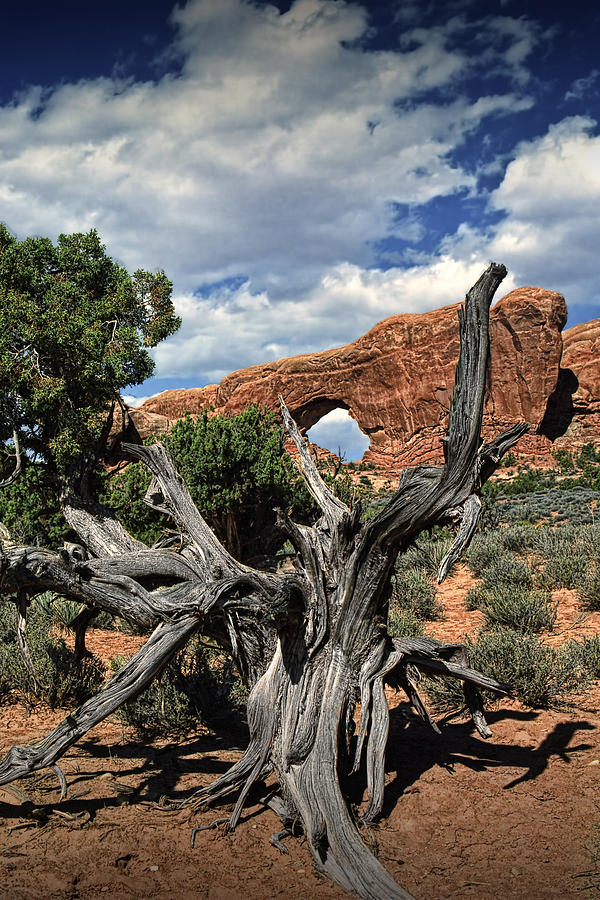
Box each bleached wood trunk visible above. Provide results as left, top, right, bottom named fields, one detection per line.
left=0, top=264, right=526, bottom=900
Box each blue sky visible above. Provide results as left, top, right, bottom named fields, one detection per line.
left=1, top=0, right=599, bottom=458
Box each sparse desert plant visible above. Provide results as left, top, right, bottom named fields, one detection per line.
left=387, top=606, right=425, bottom=639
left=0, top=602, right=104, bottom=707
left=577, top=566, right=600, bottom=611
left=578, top=443, right=600, bottom=467
left=581, top=525, right=600, bottom=558
left=464, top=584, right=487, bottom=611
left=426, top=629, right=587, bottom=710
left=467, top=532, right=507, bottom=576
left=479, top=586, right=557, bottom=634
left=537, top=552, right=589, bottom=590
left=494, top=487, right=600, bottom=527
left=499, top=524, right=538, bottom=554
left=482, top=552, right=533, bottom=591
left=111, top=637, right=247, bottom=737
left=401, top=531, right=455, bottom=577
left=552, top=448, right=575, bottom=473
left=567, top=635, right=600, bottom=680
left=392, top=566, right=442, bottom=621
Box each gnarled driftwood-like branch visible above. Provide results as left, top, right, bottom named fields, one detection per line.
left=0, top=263, right=525, bottom=900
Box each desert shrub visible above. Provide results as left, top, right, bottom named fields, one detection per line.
left=499, top=468, right=556, bottom=496
left=387, top=606, right=425, bottom=639
left=426, top=629, right=587, bottom=710
left=467, top=527, right=537, bottom=574
left=111, top=636, right=247, bottom=737
left=499, top=524, right=538, bottom=554
left=577, top=567, right=600, bottom=611
left=391, top=567, right=441, bottom=621
left=567, top=635, right=600, bottom=680
left=493, top=487, right=600, bottom=527
left=531, top=525, right=574, bottom=557
left=553, top=448, right=575, bottom=472
left=401, top=532, right=454, bottom=578
left=467, top=533, right=507, bottom=577
left=581, top=525, right=600, bottom=558
left=482, top=552, right=533, bottom=591
left=479, top=586, right=557, bottom=634
left=464, top=584, right=487, bottom=611
left=537, top=553, right=589, bottom=590
left=0, top=600, right=104, bottom=707
left=578, top=443, right=600, bottom=467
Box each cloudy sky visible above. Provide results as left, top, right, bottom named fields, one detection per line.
left=1, top=0, right=599, bottom=457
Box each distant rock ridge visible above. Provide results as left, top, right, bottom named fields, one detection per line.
left=123, top=286, right=599, bottom=472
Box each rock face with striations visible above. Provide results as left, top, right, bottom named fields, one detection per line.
left=126, top=285, right=597, bottom=471
left=554, top=318, right=600, bottom=449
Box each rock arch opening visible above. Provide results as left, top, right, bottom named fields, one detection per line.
left=306, top=407, right=370, bottom=462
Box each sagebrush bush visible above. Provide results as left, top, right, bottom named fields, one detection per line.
left=467, top=528, right=538, bottom=576
left=492, top=487, right=600, bottom=527
left=387, top=606, right=425, bottom=639
left=467, top=533, right=506, bottom=577
left=426, top=629, right=587, bottom=710
left=391, top=566, right=442, bottom=621
left=499, top=525, right=538, bottom=554
left=567, top=635, right=600, bottom=680
left=0, top=600, right=104, bottom=707
left=482, top=552, right=533, bottom=591
left=465, top=584, right=487, bottom=612
left=578, top=567, right=600, bottom=611
left=479, top=586, right=557, bottom=634
left=111, top=636, right=247, bottom=736
left=581, top=525, right=600, bottom=558
left=537, top=553, right=589, bottom=590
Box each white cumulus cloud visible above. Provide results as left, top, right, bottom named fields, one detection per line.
left=441, top=116, right=600, bottom=314
left=2, top=0, right=583, bottom=390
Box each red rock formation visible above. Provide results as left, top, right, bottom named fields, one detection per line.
left=553, top=318, right=600, bottom=451
left=129, top=286, right=578, bottom=471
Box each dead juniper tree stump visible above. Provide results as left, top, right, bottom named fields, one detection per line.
left=0, top=264, right=527, bottom=900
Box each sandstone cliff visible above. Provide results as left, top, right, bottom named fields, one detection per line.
left=122, top=284, right=600, bottom=471
left=554, top=318, right=600, bottom=450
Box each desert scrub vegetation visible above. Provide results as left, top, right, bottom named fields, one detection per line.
left=479, top=587, right=557, bottom=634
left=467, top=529, right=537, bottom=577
left=110, top=637, right=247, bottom=737
left=484, top=485, right=600, bottom=527
left=387, top=531, right=448, bottom=637
left=398, top=529, right=455, bottom=576
left=426, top=629, right=595, bottom=710
left=0, top=597, right=104, bottom=708
left=450, top=470, right=600, bottom=709
left=465, top=545, right=557, bottom=634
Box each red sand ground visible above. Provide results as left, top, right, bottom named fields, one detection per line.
left=1, top=568, right=600, bottom=900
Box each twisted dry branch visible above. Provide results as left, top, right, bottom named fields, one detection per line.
left=0, top=263, right=526, bottom=900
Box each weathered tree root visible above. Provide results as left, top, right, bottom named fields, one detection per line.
left=0, top=264, right=527, bottom=900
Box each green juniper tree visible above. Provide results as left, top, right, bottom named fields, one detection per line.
left=106, top=406, right=314, bottom=561
left=0, top=224, right=180, bottom=480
